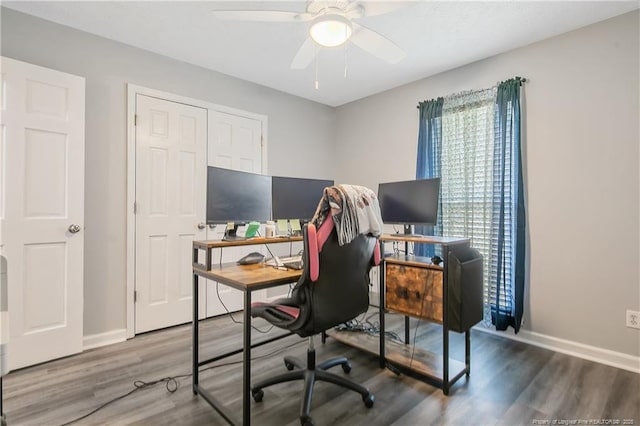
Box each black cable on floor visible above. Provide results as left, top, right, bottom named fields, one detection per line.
left=59, top=375, right=188, bottom=426
left=215, top=281, right=274, bottom=334
left=334, top=311, right=404, bottom=344
left=57, top=339, right=304, bottom=426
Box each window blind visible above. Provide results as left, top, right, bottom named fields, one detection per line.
left=439, top=87, right=514, bottom=322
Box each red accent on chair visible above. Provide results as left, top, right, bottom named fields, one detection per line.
left=316, top=215, right=335, bottom=253
left=307, top=224, right=320, bottom=282
left=251, top=302, right=300, bottom=319
left=373, top=241, right=381, bottom=266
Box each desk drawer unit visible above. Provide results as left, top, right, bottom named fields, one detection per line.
left=385, top=263, right=443, bottom=322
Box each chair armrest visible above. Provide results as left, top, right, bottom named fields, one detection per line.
left=307, top=224, right=319, bottom=282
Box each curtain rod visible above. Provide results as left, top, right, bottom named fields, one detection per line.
left=416, top=76, right=527, bottom=109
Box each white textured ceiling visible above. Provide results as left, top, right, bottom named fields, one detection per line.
left=4, top=1, right=638, bottom=106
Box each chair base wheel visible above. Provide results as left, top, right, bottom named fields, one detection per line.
left=301, top=415, right=314, bottom=426
left=285, top=361, right=295, bottom=371
left=363, top=392, right=375, bottom=408
left=252, top=388, right=264, bottom=402
left=341, top=362, right=352, bottom=374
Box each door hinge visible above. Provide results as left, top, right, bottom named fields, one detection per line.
left=134, top=291, right=137, bottom=303
left=134, top=114, right=138, bottom=126
left=133, top=201, right=137, bottom=214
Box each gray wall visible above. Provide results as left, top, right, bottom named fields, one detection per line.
left=2, top=7, right=638, bottom=358
left=334, top=11, right=639, bottom=356
left=1, top=8, right=336, bottom=336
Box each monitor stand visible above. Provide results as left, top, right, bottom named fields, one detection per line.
left=223, top=223, right=246, bottom=241
left=403, top=224, right=427, bottom=239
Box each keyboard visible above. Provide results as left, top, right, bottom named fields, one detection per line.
left=280, top=255, right=303, bottom=270
left=283, top=261, right=303, bottom=270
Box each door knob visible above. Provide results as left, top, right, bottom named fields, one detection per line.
left=197, top=222, right=206, bottom=230
left=68, top=224, right=81, bottom=234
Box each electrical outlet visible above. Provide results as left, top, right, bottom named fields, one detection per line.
left=626, top=310, right=640, bottom=329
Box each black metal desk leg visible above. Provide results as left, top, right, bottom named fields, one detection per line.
left=442, top=246, right=450, bottom=395
left=404, top=316, right=410, bottom=344
left=243, top=290, right=252, bottom=425
left=193, top=273, right=199, bottom=394
left=465, top=330, right=471, bottom=377
left=443, top=328, right=449, bottom=395
left=401, top=242, right=410, bottom=346
left=379, top=247, right=386, bottom=369
left=1, top=377, right=4, bottom=426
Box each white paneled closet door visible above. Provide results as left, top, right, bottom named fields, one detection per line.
left=134, top=94, right=207, bottom=333
left=0, top=57, right=85, bottom=370
left=205, top=110, right=266, bottom=316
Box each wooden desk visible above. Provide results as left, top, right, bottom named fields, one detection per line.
left=378, top=234, right=473, bottom=395
left=193, top=236, right=302, bottom=272
left=192, top=237, right=302, bottom=426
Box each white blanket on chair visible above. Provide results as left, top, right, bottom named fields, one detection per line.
left=312, top=184, right=383, bottom=246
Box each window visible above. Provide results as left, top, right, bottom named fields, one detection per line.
left=417, top=78, right=526, bottom=331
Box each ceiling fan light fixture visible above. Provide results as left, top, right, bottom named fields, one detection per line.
left=309, top=14, right=352, bottom=47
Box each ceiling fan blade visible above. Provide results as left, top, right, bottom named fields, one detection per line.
left=211, top=10, right=313, bottom=22
left=350, top=23, right=406, bottom=64
left=290, top=38, right=316, bottom=69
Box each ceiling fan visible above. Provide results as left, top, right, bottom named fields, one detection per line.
left=211, top=1, right=407, bottom=70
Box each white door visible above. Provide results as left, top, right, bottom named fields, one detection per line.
left=0, top=57, right=85, bottom=370
left=206, top=111, right=265, bottom=316
left=208, top=111, right=263, bottom=173
left=134, top=95, right=207, bottom=334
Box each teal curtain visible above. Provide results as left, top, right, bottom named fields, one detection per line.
left=415, top=98, right=443, bottom=257
left=414, top=77, right=527, bottom=334
left=491, top=77, right=526, bottom=332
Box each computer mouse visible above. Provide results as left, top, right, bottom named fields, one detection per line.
left=237, top=251, right=265, bottom=265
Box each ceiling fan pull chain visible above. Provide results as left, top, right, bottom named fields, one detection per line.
left=344, top=44, right=348, bottom=78
left=344, top=24, right=349, bottom=78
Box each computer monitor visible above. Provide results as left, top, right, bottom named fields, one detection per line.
left=206, top=166, right=272, bottom=238
left=377, top=178, right=441, bottom=234
left=271, top=176, right=334, bottom=222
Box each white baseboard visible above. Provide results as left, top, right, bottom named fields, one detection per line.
left=473, top=325, right=640, bottom=374
left=83, top=328, right=127, bottom=351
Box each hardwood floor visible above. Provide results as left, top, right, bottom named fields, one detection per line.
left=3, top=310, right=639, bottom=426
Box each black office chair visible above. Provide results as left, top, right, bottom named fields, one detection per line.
left=251, top=215, right=380, bottom=426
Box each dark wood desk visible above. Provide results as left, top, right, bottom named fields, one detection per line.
left=192, top=237, right=303, bottom=426
left=326, top=234, right=474, bottom=395
left=379, top=234, right=472, bottom=395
